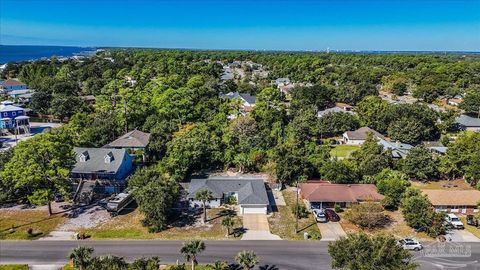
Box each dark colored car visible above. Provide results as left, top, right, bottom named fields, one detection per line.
left=325, top=209, right=340, bottom=222
left=54, top=193, right=64, bottom=202
left=467, top=215, right=478, bottom=227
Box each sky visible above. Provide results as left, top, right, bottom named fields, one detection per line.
left=1, top=0, right=479, bottom=51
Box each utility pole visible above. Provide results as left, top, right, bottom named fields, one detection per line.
left=295, top=179, right=299, bottom=234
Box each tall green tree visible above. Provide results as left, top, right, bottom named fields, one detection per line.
left=0, top=132, right=74, bottom=215
left=375, top=169, right=410, bottom=210
left=401, top=146, right=439, bottom=180
left=180, top=240, right=206, bottom=270
left=69, top=246, right=94, bottom=270
left=328, top=233, right=417, bottom=270
left=235, top=250, right=259, bottom=270
left=351, top=133, right=392, bottom=178
left=195, top=189, right=214, bottom=224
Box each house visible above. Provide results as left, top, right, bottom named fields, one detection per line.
left=273, top=78, right=290, bottom=85
left=317, top=103, right=355, bottom=117
left=0, top=79, right=27, bottom=92
left=342, top=127, right=386, bottom=145
left=377, top=139, right=413, bottom=158
left=104, top=129, right=151, bottom=150
left=0, top=101, right=30, bottom=130
left=187, top=176, right=269, bottom=214
left=455, top=115, right=480, bottom=132
left=7, top=89, right=34, bottom=103
left=222, top=92, right=256, bottom=112
left=299, top=181, right=384, bottom=208
left=422, top=189, right=480, bottom=214
left=70, top=147, right=134, bottom=183
left=423, top=141, right=448, bottom=155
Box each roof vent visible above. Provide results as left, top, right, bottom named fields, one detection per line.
left=104, top=152, right=114, bottom=163
left=79, top=151, right=89, bottom=162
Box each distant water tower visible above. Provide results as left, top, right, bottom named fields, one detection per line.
left=327, top=47, right=330, bottom=53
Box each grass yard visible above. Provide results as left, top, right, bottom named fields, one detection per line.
left=330, top=144, right=360, bottom=159
left=83, top=208, right=242, bottom=240
left=460, top=217, right=480, bottom=239
left=338, top=209, right=432, bottom=241
left=0, top=209, right=65, bottom=240
left=268, top=188, right=321, bottom=240
left=0, top=266, right=29, bottom=270
left=411, top=179, right=473, bottom=190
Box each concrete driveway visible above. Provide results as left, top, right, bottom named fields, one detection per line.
left=447, top=229, right=480, bottom=242
left=318, top=222, right=347, bottom=241
left=241, top=214, right=281, bottom=240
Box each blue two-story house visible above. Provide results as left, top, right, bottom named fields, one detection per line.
left=70, top=147, right=135, bottom=193
left=0, top=101, right=30, bottom=130
left=0, top=79, right=27, bottom=92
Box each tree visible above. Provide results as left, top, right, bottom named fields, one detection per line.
left=344, top=201, right=389, bottom=229
left=130, top=167, right=180, bottom=232
left=459, top=86, right=480, bottom=116
left=351, top=133, right=392, bottom=178
left=401, top=146, right=439, bottom=180
left=440, top=132, right=480, bottom=186
left=401, top=188, right=446, bottom=237
left=221, top=215, right=235, bottom=237
left=195, top=189, right=214, bottom=224
left=235, top=250, right=259, bottom=270
left=320, top=159, right=357, bottom=184
left=207, top=260, right=229, bottom=270
left=180, top=240, right=206, bottom=270
left=0, top=132, right=74, bottom=215
left=87, top=255, right=128, bottom=270
left=69, top=246, right=94, bottom=270
left=355, top=96, right=390, bottom=133
left=375, top=169, right=410, bottom=210
left=129, top=257, right=161, bottom=270
left=317, top=112, right=360, bottom=138
left=328, top=233, right=417, bottom=270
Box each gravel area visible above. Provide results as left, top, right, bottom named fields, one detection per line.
left=58, top=205, right=111, bottom=231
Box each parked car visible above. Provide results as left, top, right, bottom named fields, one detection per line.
left=325, top=209, right=340, bottom=222
left=467, top=215, right=478, bottom=227
left=54, top=193, right=64, bottom=202
left=313, top=209, right=327, bottom=223
left=398, top=238, right=423, bottom=251
left=445, top=213, right=464, bottom=229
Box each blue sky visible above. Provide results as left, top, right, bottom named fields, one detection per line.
left=1, top=0, right=479, bottom=51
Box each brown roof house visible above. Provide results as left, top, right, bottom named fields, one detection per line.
left=299, top=181, right=384, bottom=209
left=422, top=189, right=480, bottom=214
left=342, top=127, right=386, bottom=145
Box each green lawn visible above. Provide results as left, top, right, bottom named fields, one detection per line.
left=0, top=210, right=65, bottom=240
left=83, top=208, right=242, bottom=240
left=330, top=145, right=360, bottom=159
left=0, top=265, right=29, bottom=270
left=268, top=189, right=321, bottom=240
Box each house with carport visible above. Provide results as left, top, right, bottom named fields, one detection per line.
left=422, top=189, right=480, bottom=214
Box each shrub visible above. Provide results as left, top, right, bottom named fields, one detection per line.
left=334, top=203, right=343, bottom=213
left=291, top=203, right=309, bottom=219
left=345, top=201, right=389, bottom=229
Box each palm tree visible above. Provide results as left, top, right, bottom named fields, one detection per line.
left=69, top=246, right=94, bottom=270
left=88, top=255, right=128, bottom=270
left=207, top=260, right=229, bottom=270
left=221, top=215, right=235, bottom=237
left=195, top=189, right=214, bottom=223
left=235, top=250, right=259, bottom=270
left=180, top=240, right=206, bottom=270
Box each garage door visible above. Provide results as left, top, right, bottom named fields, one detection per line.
left=241, top=206, right=267, bottom=214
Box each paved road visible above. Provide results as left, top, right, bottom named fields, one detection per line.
left=2, top=240, right=480, bottom=269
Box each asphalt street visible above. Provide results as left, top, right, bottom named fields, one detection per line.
left=1, top=240, right=480, bottom=269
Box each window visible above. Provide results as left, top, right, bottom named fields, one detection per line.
left=12, top=112, right=16, bottom=116
left=3, top=113, right=7, bottom=117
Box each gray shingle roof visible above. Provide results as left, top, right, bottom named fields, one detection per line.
left=187, top=176, right=269, bottom=205
left=344, top=127, right=386, bottom=141
left=222, top=92, right=256, bottom=105
left=104, top=130, right=151, bottom=148
left=71, top=147, right=128, bottom=175
left=456, top=115, right=480, bottom=127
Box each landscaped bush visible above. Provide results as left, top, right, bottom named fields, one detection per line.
left=345, top=201, right=389, bottom=229
left=291, top=203, right=309, bottom=219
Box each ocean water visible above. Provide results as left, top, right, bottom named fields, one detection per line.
left=0, top=45, right=96, bottom=64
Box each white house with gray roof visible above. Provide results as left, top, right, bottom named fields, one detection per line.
left=71, top=147, right=134, bottom=182
left=187, top=176, right=269, bottom=214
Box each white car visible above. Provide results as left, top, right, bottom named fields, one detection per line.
left=445, top=213, right=464, bottom=229
left=398, top=238, right=423, bottom=251
left=313, top=209, right=327, bottom=223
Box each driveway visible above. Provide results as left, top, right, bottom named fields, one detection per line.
left=241, top=214, right=281, bottom=240
left=447, top=229, right=480, bottom=242
left=318, top=222, right=347, bottom=241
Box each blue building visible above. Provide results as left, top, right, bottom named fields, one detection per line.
left=0, top=79, right=27, bottom=92
left=0, top=101, right=30, bottom=130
